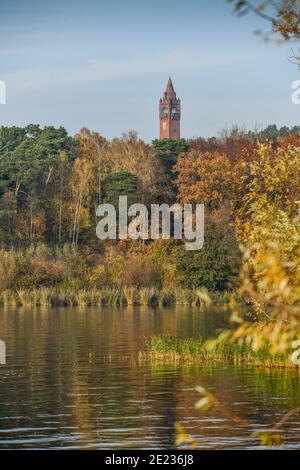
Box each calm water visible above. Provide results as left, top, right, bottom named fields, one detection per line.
left=0, top=306, right=299, bottom=450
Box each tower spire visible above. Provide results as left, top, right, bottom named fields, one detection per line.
left=165, top=77, right=176, bottom=98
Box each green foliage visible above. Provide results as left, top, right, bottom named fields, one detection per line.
left=175, top=224, right=240, bottom=290
left=252, top=124, right=300, bottom=142
left=104, top=171, right=139, bottom=206
left=152, top=138, right=189, bottom=167
left=0, top=126, right=26, bottom=154
left=0, top=124, right=75, bottom=195
left=152, top=138, right=189, bottom=201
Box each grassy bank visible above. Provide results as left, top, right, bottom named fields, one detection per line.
left=0, top=287, right=230, bottom=307
left=140, top=335, right=297, bottom=369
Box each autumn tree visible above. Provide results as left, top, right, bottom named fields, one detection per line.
left=103, top=131, right=166, bottom=204
left=174, top=150, right=233, bottom=210
left=74, top=128, right=107, bottom=205
left=189, top=126, right=256, bottom=164
left=236, top=143, right=300, bottom=243
left=212, top=143, right=300, bottom=355
left=174, top=149, right=241, bottom=288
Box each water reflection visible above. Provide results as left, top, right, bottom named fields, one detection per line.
left=0, top=306, right=299, bottom=449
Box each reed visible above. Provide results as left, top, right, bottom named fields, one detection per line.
left=139, top=288, right=158, bottom=306
left=122, top=287, right=139, bottom=305
left=0, top=287, right=211, bottom=307
left=140, top=335, right=296, bottom=368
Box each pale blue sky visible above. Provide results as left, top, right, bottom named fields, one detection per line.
left=0, top=0, right=299, bottom=141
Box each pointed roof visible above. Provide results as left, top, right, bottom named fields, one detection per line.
left=165, top=76, right=176, bottom=98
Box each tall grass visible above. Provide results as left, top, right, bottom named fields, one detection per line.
left=139, top=335, right=296, bottom=368
left=0, top=287, right=209, bottom=307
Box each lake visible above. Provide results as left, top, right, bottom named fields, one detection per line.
left=0, top=306, right=299, bottom=449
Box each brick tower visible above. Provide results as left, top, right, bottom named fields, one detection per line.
left=159, top=77, right=181, bottom=140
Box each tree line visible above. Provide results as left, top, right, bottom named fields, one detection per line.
left=0, top=123, right=299, bottom=295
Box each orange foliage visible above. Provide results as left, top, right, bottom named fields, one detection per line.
left=277, top=133, right=300, bottom=150
left=174, top=150, right=233, bottom=210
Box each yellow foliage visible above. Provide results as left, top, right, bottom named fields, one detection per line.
left=212, top=144, right=300, bottom=357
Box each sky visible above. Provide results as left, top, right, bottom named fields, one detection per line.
left=0, top=0, right=299, bottom=141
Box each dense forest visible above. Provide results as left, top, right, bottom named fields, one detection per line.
left=0, top=123, right=299, bottom=299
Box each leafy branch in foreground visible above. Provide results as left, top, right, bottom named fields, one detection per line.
left=176, top=386, right=300, bottom=448
left=228, top=0, right=300, bottom=67
left=228, top=0, right=300, bottom=42
left=208, top=144, right=300, bottom=357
